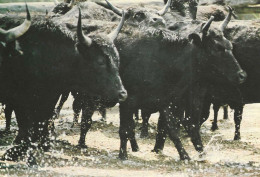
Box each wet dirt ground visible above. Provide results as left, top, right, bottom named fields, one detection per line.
left=0, top=94, right=259, bottom=176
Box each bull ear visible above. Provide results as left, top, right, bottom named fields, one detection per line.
left=188, top=33, right=202, bottom=46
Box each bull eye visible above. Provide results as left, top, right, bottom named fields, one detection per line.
left=134, top=12, right=145, bottom=22
left=153, top=18, right=158, bottom=21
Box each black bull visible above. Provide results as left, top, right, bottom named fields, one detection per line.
left=199, top=21, right=260, bottom=140
left=117, top=19, right=246, bottom=160
left=0, top=9, right=127, bottom=161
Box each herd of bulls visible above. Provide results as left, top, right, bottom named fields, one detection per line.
left=0, top=0, right=259, bottom=165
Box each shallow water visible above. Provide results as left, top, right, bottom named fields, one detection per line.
left=0, top=95, right=259, bottom=176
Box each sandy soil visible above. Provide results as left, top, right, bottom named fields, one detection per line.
left=0, top=94, right=259, bottom=176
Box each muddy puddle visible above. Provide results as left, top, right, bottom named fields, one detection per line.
left=0, top=95, right=259, bottom=176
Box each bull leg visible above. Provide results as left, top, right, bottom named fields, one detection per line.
left=78, top=102, right=95, bottom=148
left=234, top=106, right=243, bottom=140
left=119, top=103, right=139, bottom=160
left=162, top=104, right=190, bottom=160
left=134, top=109, right=139, bottom=120
left=54, top=91, right=70, bottom=119
left=185, top=84, right=207, bottom=155
left=199, top=98, right=211, bottom=126
left=12, top=106, right=31, bottom=145
left=189, top=0, right=198, bottom=20
left=223, top=105, right=228, bottom=119
left=140, top=110, right=151, bottom=138
left=99, top=106, right=106, bottom=121
left=152, top=113, right=167, bottom=153
left=4, top=104, right=13, bottom=132
left=71, top=94, right=82, bottom=128
left=34, top=93, right=60, bottom=152
left=211, top=103, right=221, bottom=131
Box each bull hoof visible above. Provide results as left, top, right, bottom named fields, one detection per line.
left=234, top=135, right=241, bottom=141
left=199, top=151, right=207, bottom=159
left=77, top=143, right=88, bottom=149
left=1, top=144, right=28, bottom=161
left=151, top=148, right=162, bottom=154
left=132, top=146, right=139, bottom=152
left=27, top=154, right=38, bottom=168
left=118, top=151, right=128, bottom=160
left=180, top=153, right=191, bottom=161
left=140, top=130, right=148, bottom=138
left=130, top=140, right=139, bottom=152
left=211, top=125, right=218, bottom=131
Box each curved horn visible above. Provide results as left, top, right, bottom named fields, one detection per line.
left=53, top=0, right=59, bottom=5
left=202, top=16, right=214, bottom=34
left=108, top=10, right=125, bottom=42
left=68, top=0, right=75, bottom=8
left=220, top=6, right=234, bottom=31
left=105, top=0, right=123, bottom=16
left=157, top=0, right=172, bottom=16
left=0, top=3, right=31, bottom=43
left=77, top=8, right=92, bottom=47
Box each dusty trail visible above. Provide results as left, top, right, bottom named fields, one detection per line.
left=0, top=94, right=259, bottom=176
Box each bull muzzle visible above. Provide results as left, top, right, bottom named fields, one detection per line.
left=118, top=89, right=127, bottom=102
left=237, top=70, right=247, bottom=84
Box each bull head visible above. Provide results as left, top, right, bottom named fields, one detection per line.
left=189, top=14, right=247, bottom=85
left=0, top=3, right=31, bottom=43
left=104, top=0, right=167, bottom=27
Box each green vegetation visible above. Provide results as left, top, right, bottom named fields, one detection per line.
left=234, top=4, right=260, bottom=19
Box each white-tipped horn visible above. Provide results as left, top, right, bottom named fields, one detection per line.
left=105, top=0, right=123, bottom=16
left=219, top=6, right=234, bottom=32
left=0, top=3, right=31, bottom=43
left=77, top=8, right=92, bottom=47
left=108, top=10, right=125, bottom=42
left=157, top=0, right=172, bottom=16
left=202, top=16, right=214, bottom=34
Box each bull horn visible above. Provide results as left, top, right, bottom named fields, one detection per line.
left=54, top=0, right=59, bottom=5
left=68, top=0, right=75, bottom=8
left=0, top=3, right=31, bottom=43
left=157, top=0, right=172, bottom=16
left=220, top=6, right=234, bottom=31
left=105, top=0, right=123, bottom=16
left=108, top=10, right=125, bottom=42
left=202, top=16, right=214, bottom=34
left=77, top=8, right=92, bottom=47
